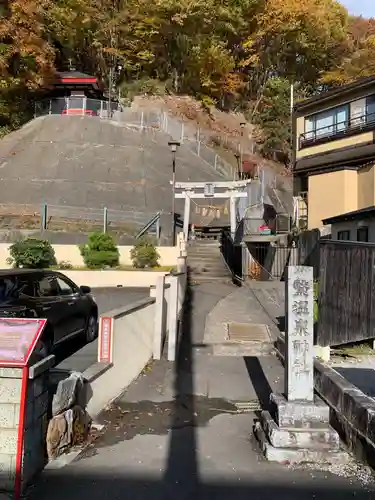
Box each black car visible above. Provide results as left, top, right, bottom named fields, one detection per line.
left=0, top=269, right=98, bottom=357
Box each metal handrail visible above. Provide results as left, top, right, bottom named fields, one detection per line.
left=135, top=211, right=161, bottom=240
left=299, top=110, right=375, bottom=146
left=34, top=97, right=120, bottom=118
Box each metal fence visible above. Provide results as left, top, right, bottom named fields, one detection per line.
left=34, top=98, right=236, bottom=179
left=119, top=108, right=236, bottom=179
left=0, top=202, right=158, bottom=235
left=34, top=97, right=119, bottom=118
left=118, top=108, right=292, bottom=203
left=33, top=97, right=292, bottom=214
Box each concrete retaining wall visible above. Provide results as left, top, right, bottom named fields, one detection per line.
left=86, top=298, right=156, bottom=417
left=64, top=270, right=170, bottom=288
left=0, top=243, right=179, bottom=269
left=84, top=256, right=188, bottom=416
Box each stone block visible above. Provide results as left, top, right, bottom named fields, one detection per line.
left=0, top=369, right=22, bottom=379
left=24, top=426, right=40, bottom=455
left=33, top=392, right=48, bottom=420
left=0, top=404, right=19, bottom=429
left=255, top=421, right=349, bottom=465
left=0, top=379, right=21, bottom=405
left=0, top=453, right=14, bottom=477
left=22, top=448, right=44, bottom=487
left=24, top=403, right=33, bottom=431
left=271, top=393, right=330, bottom=429
left=0, top=453, right=15, bottom=491
left=27, top=374, right=48, bottom=403
left=0, top=429, right=18, bottom=455
left=261, top=411, right=339, bottom=450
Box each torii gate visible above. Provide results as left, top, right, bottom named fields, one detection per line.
left=173, top=180, right=250, bottom=240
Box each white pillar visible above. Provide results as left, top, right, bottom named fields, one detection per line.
left=230, top=195, right=236, bottom=235
left=168, top=276, right=179, bottom=362
left=153, top=276, right=165, bottom=360
left=183, top=194, right=191, bottom=241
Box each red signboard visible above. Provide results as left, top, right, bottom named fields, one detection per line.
left=0, top=318, right=47, bottom=367
left=99, top=316, right=113, bottom=363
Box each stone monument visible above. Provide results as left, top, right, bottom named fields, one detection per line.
left=255, top=266, right=348, bottom=464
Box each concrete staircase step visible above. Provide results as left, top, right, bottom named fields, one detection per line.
left=188, top=264, right=228, bottom=271
left=187, top=258, right=225, bottom=267
left=187, top=249, right=222, bottom=255
left=189, top=275, right=232, bottom=284
left=189, top=268, right=229, bottom=275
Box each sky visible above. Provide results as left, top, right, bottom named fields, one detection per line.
left=341, top=0, right=373, bottom=17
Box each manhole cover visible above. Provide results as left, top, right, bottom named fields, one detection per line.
left=232, top=400, right=262, bottom=412
left=226, top=323, right=271, bottom=343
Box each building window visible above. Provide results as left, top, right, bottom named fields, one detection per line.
left=367, top=95, right=375, bottom=124
left=300, top=94, right=375, bottom=148
left=337, top=230, right=351, bottom=241
left=357, top=226, right=369, bottom=242
left=304, top=105, right=349, bottom=142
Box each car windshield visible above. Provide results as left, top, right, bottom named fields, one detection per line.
left=0, top=276, right=33, bottom=303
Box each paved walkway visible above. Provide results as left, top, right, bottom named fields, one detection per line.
left=27, top=283, right=375, bottom=500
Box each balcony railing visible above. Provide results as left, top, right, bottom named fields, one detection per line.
left=34, top=97, right=120, bottom=118
left=299, top=111, right=375, bottom=149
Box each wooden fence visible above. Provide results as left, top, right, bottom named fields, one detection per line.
left=317, top=239, right=375, bottom=347
left=296, top=228, right=321, bottom=278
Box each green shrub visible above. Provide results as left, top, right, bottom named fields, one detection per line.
left=130, top=237, right=160, bottom=269
left=8, top=238, right=56, bottom=269
left=79, top=232, right=119, bottom=269
left=58, top=260, right=73, bottom=270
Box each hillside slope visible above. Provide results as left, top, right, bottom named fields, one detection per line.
left=0, top=115, right=226, bottom=217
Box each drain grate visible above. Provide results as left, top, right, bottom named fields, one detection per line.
left=226, top=323, right=271, bottom=343
left=232, top=400, right=262, bottom=412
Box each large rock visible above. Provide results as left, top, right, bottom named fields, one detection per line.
left=46, top=406, right=91, bottom=460
left=52, top=372, right=89, bottom=417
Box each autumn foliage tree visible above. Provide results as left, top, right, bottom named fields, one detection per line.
left=322, top=16, right=375, bottom=86
left=0, top=0, right=55, bottom=134
left=0, top=0, right=374, bottom=158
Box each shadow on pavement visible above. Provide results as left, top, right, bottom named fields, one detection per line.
left=26, top=473, right=375, bottom=500
left=244, top=357, right=274, bottom=412
left=26, top=283, right=375, bottom=500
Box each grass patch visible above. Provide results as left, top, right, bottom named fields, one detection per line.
left=332, top=340, right=375, bottom=357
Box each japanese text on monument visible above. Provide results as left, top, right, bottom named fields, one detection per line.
left=291, top=269, right=313, bottom=376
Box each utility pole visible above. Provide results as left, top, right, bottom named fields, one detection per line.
left=168, top=141, right=181, bottom=246
left=108, top=66, right=113, bottom=118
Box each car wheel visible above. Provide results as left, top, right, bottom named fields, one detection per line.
left=85, top=314, right=98, bottom=343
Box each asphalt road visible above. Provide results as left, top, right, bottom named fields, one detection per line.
left=54, top=287, right=148, bottom=373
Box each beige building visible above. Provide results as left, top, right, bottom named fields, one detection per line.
left=293, top=75, right=375, bottom=230
left=322, top=206, right=375, bottom=242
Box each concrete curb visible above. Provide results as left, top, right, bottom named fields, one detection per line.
left=275, top=334, right=375, bottom=468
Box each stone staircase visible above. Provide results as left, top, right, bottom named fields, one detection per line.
left=187, top=240, right=231, bottom=283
